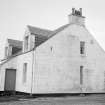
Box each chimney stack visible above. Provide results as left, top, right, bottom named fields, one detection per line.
left=68, top=8, right=85, bottom=26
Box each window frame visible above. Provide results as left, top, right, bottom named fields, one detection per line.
left=80, top=41, right=85, bottom=55
left=80, top=66, right=83, bottom=85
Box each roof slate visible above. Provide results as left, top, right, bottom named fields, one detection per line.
left=8, top=39, right=23, bottom=48
left=27, top=25, right=53, bottom=37
left=49, top=24, right=70, bottom=38
left=7, top=24, right=70, bottom=49
left=1, top=24, right=71, bottom=63
left=27, top=24, right=69, bottom=39
left=27, top=24, right=70, bottom=47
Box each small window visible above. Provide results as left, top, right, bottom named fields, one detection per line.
left=80, top=66, right=83, bottom=85
left=50, top=46, right=53, bottom=51
left=23, top=63, right=27, bottom=83
left=80, top=41, right=85, bottom=54
left=12, top=47, right=22, bottom=55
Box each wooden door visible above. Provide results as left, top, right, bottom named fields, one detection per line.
left=4, top=69, right=16, bottom=91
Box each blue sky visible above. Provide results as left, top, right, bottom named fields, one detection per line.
left=0, top=0, right=105, bottom=60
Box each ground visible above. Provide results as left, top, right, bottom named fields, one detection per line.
left=0, top=94, right=105, bottom=105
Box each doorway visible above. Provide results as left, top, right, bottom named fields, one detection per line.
left=4, top=69, right=16, bottom=91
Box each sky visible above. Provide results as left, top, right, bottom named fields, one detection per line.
left=0, top=0, right=105, bottom=60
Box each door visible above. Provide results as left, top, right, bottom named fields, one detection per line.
left=4, top=69, right=16, bottom=91
left=104, top=71, right=105, bottom=90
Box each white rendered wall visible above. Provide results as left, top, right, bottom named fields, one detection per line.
left=32, top=24, right=105, bottom=93
left=0, top=24, right=105, bottom=94
left=0, top=51, right=33, bottom=93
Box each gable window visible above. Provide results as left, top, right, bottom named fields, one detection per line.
left=23, top=63, right=27, bottom=83
left=80, top=66, right=83, bottom=85
left=24, top=36, right=29, bottom=51
left=80, top=41, right=85, bottom=54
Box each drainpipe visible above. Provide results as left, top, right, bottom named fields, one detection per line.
left=30, top=42, right=35, bottom=96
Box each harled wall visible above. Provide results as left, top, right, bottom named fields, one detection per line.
left=32, top=24, right=105, bottom=93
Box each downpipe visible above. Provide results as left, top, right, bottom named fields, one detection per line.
left=30, top=48, right=35, bottom=96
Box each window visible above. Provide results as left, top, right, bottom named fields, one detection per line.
left=80, top=41, right=85, bottom=54
left=12, top=47, right=22, bottom=55
left=80, top=66, right=83, bottom=85
left=23, top=63, right=27, bottom=83
left=50, top=46, right=53, bottom=52
left=25, top=36, right=29, bottom=51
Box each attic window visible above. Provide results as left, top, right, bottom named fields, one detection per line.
left=12, top=47, right=21, bottom=55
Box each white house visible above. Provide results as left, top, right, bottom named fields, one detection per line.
left=0, top=8, right=105, bottom=94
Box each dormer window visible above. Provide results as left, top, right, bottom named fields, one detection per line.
left=12, top=47, right=22, bottom=55
left=5, top=39, right=23, bottom=57
left=24, top=36, right=29, bottom=51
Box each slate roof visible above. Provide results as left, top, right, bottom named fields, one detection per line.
left=27, top=24, right=69, bottom=38
left=27, top=24, right=70, bottom=47
left=27, top=25, right=53, bottom=37
left=49, top=24, right=70, bottom=38
left=1, top=24, right=71, bottom=63
left=8, top=39, right=23, bottom=48
left=7, top=24, right=70, bottom=49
